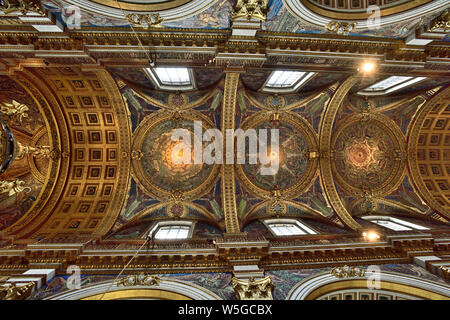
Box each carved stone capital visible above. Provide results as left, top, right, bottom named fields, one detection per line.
left=232, top=276, right=274, bottom=300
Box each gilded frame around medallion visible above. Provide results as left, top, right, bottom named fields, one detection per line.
left=235, top=111, right=319, bottom=200
left=330, top=112, right=406, bottom=198
left=130, top=110, right=220, bottom=201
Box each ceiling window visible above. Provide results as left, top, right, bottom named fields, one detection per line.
left=263, top=70, right=316, bottom=92
left=362, top=216, right=429, bottom=232
left=359, top=76, right=427, bottom=95
left=154, top=67, right=190, bottom=85
left=147, top=221, right=193, bottom=240
left=154, top=225, right=190, bottom=240
left=144, top=67, right=195, bottom=91
left=266, top=219, right=317, bottom=236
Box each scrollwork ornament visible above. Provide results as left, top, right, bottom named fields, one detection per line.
left=429, top=10, right=449, bottom=32
left=0, top=282, right=34, bottom=300
left=231, top=0, right=269, bottom=21
left=116, top=273, right=161, bottom=287
left=0, top=0, right=44, bottom=15
left=325, top=21, right=356, bottom=35
left=125, top=13, right=163, bottom=29
left=331, top=265, right=365, bottom=278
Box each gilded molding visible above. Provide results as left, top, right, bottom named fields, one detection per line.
left=0, top=0, right=44, bottom=15
left=318, top=76, right=361, bottom=231
left=221, top=73, right=241, bottom=234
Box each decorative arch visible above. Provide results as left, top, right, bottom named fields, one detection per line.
left=285, top=0, right=448, bottom=29
left=45, top=277, right=222, bottom=300
left=287, top=271, right=450, bottom=300
left=59, top=0, right=218, bottom=21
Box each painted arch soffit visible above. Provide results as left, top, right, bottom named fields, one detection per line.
left=54, top=0, right=218, bottom=21
left=284, top=0, right=449, bottom=29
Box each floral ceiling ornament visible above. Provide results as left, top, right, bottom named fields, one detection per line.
left=116, top=273, right=161, bottom=287
left=428, top=10, right=449, bottom=32
left=0, top=0, right=44, bottom=15
left=331, top=265, right=365, bottom=278
left=231, top=0, right=269, bottom=21
left=125, top=13, right=163, bottom=29
left=325, top=21, right=356, bottom=35
left=232, top=276, right=274, bottom=300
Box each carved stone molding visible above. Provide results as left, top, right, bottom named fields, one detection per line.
left=232, top=276, right=274, bottom=300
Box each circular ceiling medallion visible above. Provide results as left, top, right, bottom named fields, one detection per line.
left=131, top=111, right=220, bottom=201
left=331, top=113, right=406, bottom=197
left=236, top=112, right=319, bottom=199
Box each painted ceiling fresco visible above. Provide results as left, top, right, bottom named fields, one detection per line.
left=100, top=65, right=449, bottom=240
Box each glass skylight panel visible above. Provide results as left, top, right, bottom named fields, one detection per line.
left=365, top=76, right=413, bottom=92
left=371, top=220, right=412, bottom=231
left=266, top=71, right=306, bottom=88
left=154, top=226, right=190, bottom=240
left=154, top=67, right=190, bottom=85
left=269, top=223, right=306, bottom=236
left=389, top=217, right=429, bottom=230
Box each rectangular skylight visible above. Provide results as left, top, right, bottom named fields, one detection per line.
left=154, top=67, right=191, bottom=85
left=361, top=76, right=427, bottom=95
left=365, top=76, right=413, bottom=91
left=371, top=220, right=412, bottom=231
left=155, top=226, right=190, bottom=240
left=270, top=223, right=306, bottom=236
left=266, top=71, right=307, bottom=88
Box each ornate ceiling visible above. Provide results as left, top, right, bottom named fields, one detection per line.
left=0, top=0, right=448, bottom=283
